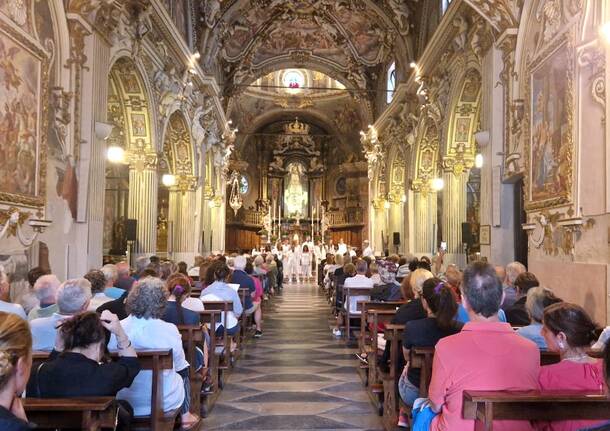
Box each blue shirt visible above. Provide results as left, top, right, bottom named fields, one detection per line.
left=517, top=323, right=547, bottom=349
left=163, top=301, right=200, bottom=326
left=229, top=269, right=254, bottom=309
left=456, top=304, right=507, bottom=323
left=105, top=286, right=126, bottom=300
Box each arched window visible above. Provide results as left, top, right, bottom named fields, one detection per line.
left=282, top=69, right=305, bottom=94
left=442, top=0, right=452, bottom=14
left=240, top=175, right=249, bottom=195
left=387, top=62, right=396, bottom=104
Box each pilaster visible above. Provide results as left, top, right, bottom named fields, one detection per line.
left=128, top=154, right=159, bottom=256
left=441, top=170, right=468, bottom=267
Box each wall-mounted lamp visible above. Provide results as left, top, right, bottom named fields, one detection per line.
left=475, top=153, right=484, bottom=168
left=162, top=174, right=176, bottom=187
left=431, top=177, right=445, bottom=191
left=106, top=146, right=125, bottom=164
left=193, top=51, right=201, bottom=60
left=401, top=194, right=407, bottom=203
left=208, top=199, right=216, bottom=208
left=383, top=200, right=391, bottom=210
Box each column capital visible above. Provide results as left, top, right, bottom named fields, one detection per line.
left=172, top=175, right=198, bottom=193
left=128, top=150, right=158, bottom=171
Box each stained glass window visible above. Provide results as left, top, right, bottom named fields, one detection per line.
left=387, top=62, right=396, bottom=104
left=240, top=175, right=249, bottom=194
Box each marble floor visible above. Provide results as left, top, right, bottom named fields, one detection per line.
left=202, top=282, right=383, bottom=431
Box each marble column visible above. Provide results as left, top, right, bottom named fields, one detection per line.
left=412, top=191, right=437, bottom=255
left=441, top=170, right=468, bottom=267
left=127, top=158, right=158, bottom=257
left=169, top=176, right=197, bottom=263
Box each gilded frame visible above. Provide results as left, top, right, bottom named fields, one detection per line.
left=524, top=31, right=574, bottom=211
left=0, top=15, right=49, bottom=210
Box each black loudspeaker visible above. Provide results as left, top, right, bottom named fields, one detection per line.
left=125, top=219, right=137, bottom=241
left=461, top=222, right=473, bottom=246
left=393, top=232, right=400, bottom=245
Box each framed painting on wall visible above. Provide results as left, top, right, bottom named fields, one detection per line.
left=479, top=225, right=491, bottom=245
left=526, top=35, right=573, bottom=210
left=0, top=14, right=49, bottom=209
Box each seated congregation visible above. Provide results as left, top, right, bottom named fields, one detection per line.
left=0, top=252, right=281, bottom=430
left=322, top=251, right=610, bottom=431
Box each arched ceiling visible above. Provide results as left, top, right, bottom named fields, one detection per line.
left=198, top=0, right=418, bottom=96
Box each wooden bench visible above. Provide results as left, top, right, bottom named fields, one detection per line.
left=463, top=390, right=610, bottom=431
left=409, top=347, right=605, bottom=399
left=31, top=349, right=178, bottom=431
left=201, top=300, right=235, bottom=367
left=197, top=310, right=222, bottom=416
left=357, top=301, right=403, bottom=355
left=24, top=397, right=117, bottom=431
left=177, top=324, right=204, bottom=416
left=381, top=323, right=404, bottom=430
left=342, top=286, right=374, bottom=344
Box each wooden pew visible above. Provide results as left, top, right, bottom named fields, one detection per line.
left=31, top=349, right=178, bottom=431
left=462, top=390, right=610, bottom=431
left=201, top=300, right=235, bottom=367
left=24, top=397, right=117, bottom=431
left=177, top=324, right=204, bottom=416
left=381, top=323, right=404, bottom=431
left=409, top=347, right=605, bottom=399
left=357, top=301, right=404, bottom=355
left=342, top=286, right=374, bottom=344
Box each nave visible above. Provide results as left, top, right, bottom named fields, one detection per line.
left=205, top=283, right=383, bottom=431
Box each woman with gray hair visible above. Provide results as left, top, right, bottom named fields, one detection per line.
left=516, top=286, right=562, bottom=349
left=117, top=277, right=201, bottom=430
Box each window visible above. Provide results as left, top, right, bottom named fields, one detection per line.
left=387, top=62, right=396, bottom=104
left=282, top=69, right=305, bottom=94
left=442, top=0, right=452, bottom=14
left=240, top=175, right=249, bottom=195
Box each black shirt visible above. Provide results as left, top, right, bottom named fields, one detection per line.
left=27, top=351, right=140, bottom=398
left=163, top=301, right=200, bottom=326
left=505, top=296, right=529, bottom=326
left=96, top=291, right=128, bottom=320
left=392, top=298, right=426, bottom=324
left=402, top=317, right=463, bottom=387
left=0, top=405, right=31, bottom=431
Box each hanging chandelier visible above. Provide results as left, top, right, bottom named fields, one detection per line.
left=229, top=171, right=243, bottom=215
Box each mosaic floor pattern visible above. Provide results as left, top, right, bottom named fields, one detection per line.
left=202, top=282, right=383, bottom=431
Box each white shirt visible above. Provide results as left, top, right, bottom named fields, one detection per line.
left=343, top=274, right=375, bottom=314
left=182, top=297, right=204, bottom=312
left=349, top=249, right=357, bottom=257
left=88, top=292, right=113, bottom=311
left=201, top=293, right=238, bottom=330
left=363, top=246, right=374, bottom=258
left=337, top=243, right=347, bottom=255
left=30, top=313, right=66, bottom=351
left=301, top=252, right=311, bottom=265
left=116, top=315, right=187, bottom=416
left=187, top=266, right=200, bottom=277
left=0, top=300, right=26, bottom=320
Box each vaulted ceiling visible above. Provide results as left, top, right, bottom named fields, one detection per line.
left=197, top=0, right=420, bottom=97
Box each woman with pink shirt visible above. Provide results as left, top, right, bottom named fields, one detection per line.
left=538, top=303, right=608, bottom=431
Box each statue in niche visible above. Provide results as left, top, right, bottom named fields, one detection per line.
left=284, top=162, right=308, bottom=217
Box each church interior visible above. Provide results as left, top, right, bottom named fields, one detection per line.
left=2, top=0, right=610, bottom=430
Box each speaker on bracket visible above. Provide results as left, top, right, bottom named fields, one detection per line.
left=393, top=232, right=400, bottom=245
left=125, top=219, right=137, bottom=242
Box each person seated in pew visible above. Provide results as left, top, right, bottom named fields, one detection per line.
left=266, top=254, right=278, bottom=295
left=332, top=260, right=373, bottom=337
left=27, top=311, right=139, bottom=431
left=230, top=256, right=257, bottom=322
left=365, top=267, right=430, bottom=368
left=331, top=263, right=357, bottom=337
left=0, top=312, right=33, bottom=430
left=0, top=270, right=27, bottom=320
left=166, top=274, right=204, bottom=314
left=101, top=264, right=126, bottom=300
left=27, top=274, right=60, bottom=321
left=201, top=262, right=242, bottom=339
left=397, top=278, right=462, bottom=427
left=369, top=262, right=382, bottom=286
left=116, top=277, right=201, bottom=430
left=31, top=278, right=92, bottom=351
left=425, top=261, right=540, bottom=431
left=245, top=260, right=264, bottom=338
left=85, top=270, right=114, bottom=311
left=537, top=302, right=609, bottom=431
left=517, top=286, right=562, bottom=349
left=504, top=272, right=540, bottom=326
left=501, top=261, right=526, bottom=309
left=441, top=264, right=462, bottom=303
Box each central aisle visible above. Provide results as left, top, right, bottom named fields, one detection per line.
left=204, top=282, right=384, bottom=430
